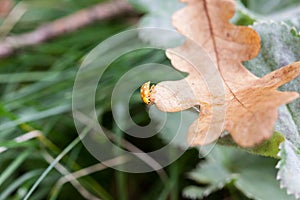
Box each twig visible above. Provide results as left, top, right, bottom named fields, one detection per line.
left=56, top=156, right=130, bottom=187
left=43, top=152, right=101, bottom=200
left=0, top=130, right=41, bottom=154
left=0, top=0, right=134, bottom=58
left=74, top=110, right=169, bottom=183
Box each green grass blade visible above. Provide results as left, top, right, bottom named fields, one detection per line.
left=0, top=150, right=32, bottom=186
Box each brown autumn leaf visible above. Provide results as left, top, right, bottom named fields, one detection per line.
left=148, top=0, right=300, bottom=147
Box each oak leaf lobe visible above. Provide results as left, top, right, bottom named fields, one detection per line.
left=150, top=0, right=300, bottom=147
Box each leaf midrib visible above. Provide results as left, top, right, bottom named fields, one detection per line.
left=203, top=0, right=254, bottom=115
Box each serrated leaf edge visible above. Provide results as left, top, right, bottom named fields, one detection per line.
left=253, top=20, right=286, bottom=27
left=183, top=175, right=236, bottom=199
left=251, top=20, right=300, bottom=200
left=276, top=141, right=300, bottom=199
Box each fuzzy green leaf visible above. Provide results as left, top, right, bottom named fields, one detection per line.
left=218, top=132, right=285, bottom=159
left=150, top=107, right=198, bottom=149
left=240, top=0, right=300, bottom=15
left=128, top=0, right=184, bottom=47
left=184, top=146, right=295, bottom=200
left=237, top=0, right=300, bottom=29
left=244, top=22, right=300, bottom=199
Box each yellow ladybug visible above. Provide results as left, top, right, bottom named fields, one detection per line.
left=140, top=81, right=155, bottom=105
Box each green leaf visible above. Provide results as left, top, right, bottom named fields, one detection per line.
left=218, top=132, right=285, bottom=159
left=183, top=186, right=206, bottom=200
left=128, top=0, right=184, bottom=47
left=241, top=0, right=300, bottom=15
left=237, top=0, right=300, bottom=29
left=184, top=146, right=295, bottom=200
left=128, top=0, right=183, bottom=16
left=277, top=141, right=300, bottom=199
left=150, top=107, right=198, bottom=149
left=244, top=22, right=300, bottom=199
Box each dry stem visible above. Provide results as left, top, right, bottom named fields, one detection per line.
left=0, top=0, right=134, bottom=58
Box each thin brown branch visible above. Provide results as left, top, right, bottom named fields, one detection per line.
left=73, top=110, right=169, bottom=183
left=58, top=156, right=130, bottom=185
left=0, top=0, right=134, bottom=58
left=43, top=152, right=101, bottom=200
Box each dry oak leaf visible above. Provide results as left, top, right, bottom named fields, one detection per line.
left=149, top=0, right=300, bottom=147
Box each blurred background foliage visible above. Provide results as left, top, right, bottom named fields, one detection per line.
left=0, top=0, right=300, bottom=199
